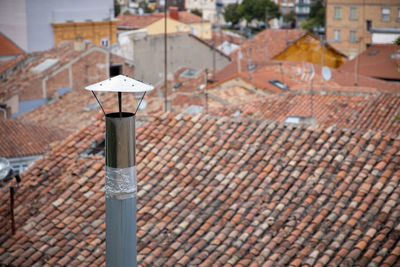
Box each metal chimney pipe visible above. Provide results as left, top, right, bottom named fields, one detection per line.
left=105, top=111, right=137, bottom=267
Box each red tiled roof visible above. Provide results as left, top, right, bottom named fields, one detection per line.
left=0, top=42, right=91, bottom=102
left=1, top=112, right=400, bottom=266
left=215, top=60, right=400, bottom=94
left=175, top=11, right=205, bottom=24
left=339, top=44, right=400, bottom=81
left=210, top=92, right=400, bottom=134
left=117, top=11, right=206, bottom=30
left=233, top=29, right=306, bottom=61
left=17, top=89, right=139, bottom=132
left=117, top=14, right=161, bottom=29
left=211, top=31, right=244, bottom=47
left=0, top=32, right=24, bottom=57
left=0, top=119, right=67, bottom=158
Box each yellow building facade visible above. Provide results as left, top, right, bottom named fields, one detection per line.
left=326, top=0, right=400, bottom=58
left=273, top=34, right=347, bottom=68
left=144, top=18, right=212, bottom=40
left=52, top=20, right=118, bottom=47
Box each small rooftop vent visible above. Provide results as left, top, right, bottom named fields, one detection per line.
left=180, top=69, right=201, bottom=78
left=173, top=82, right=182, bottom=90
left=285, top=116, right=315, bottom=125
left=247, top=63, right=256, bottom=71
left=32, top=58, right=59, bottom=73
left=269, top=79, right=289, bottom=90
left=369, top=50, right=379, bottom=56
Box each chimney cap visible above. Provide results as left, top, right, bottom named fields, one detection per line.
left=85, top=75, right=154, bottom=93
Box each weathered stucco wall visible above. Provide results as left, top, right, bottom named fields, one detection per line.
left=132, top=33, right=231, bottom=84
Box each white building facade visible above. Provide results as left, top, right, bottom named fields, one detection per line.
left=0, top=0, right=114, bottom=52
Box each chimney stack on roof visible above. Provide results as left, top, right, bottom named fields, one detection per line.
left=169, top=6, right=179, bottom=21
left=74, top=36, right=85, bottom=51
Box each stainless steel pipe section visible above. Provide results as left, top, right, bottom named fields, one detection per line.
left=105, top=112, right=137, bottom=267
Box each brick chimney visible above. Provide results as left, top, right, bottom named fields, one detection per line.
left=169, top=6, right=179, bottom=21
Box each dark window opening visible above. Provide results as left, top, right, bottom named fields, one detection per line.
left=366, top=20, right=372, bottom=31
left=110, top=65, right=122, bottom=77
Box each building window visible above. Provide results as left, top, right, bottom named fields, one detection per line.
left=334, top=30, right=341, bottom=42
left=349, top=31, right=357, bottom=43
left=381, top=8, right=390, bottom=22
left=334, top=6, right=341, bottom=19
left=101, top=38, right=110, bottom=47
left=398, top=8, right=400, bottom=21
left=350, top=7, right=357, bottom=20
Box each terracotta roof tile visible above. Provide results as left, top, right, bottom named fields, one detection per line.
left=117, top=11, right=206, bottom=30
left=209, top=92, right=400, bottom=134
left=0, top=32, right=24, bottom=57
left=339, top=44, right=400, bottom=81
left=117, top=14, right=162, bottom=29
left=0, top=119, right=67, bottom=158
left=215, top=60, right=400, bottom=94
left=175, top=11, right=205, bottom=24
left=1, top=109, right=400, bottom=265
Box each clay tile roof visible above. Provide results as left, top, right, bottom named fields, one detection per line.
left=215, top=60, right=400, bottom=94
left=214, top=29, right=307, bottom=82
left=0, top=119, right=67, bottom=158
left=176, top=11, right=205, bottom=23
left=209, top=92, right=400, bottom=134
left=0, top=42, right=97, bottom=102
left=1, top=109, right=400, bottom=266
left=235, top=28, right=307, bottom=61
left=339, top=44, right=400, bottom=81
left=0, top=32, right=24, bottom=57
left=117, top=14, right=162, bottom=29
left=17, top=90, right=139, bottom=132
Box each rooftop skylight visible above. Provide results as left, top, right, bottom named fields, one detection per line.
left=180, top=69, right=201, bottom=78
left=32, top=58, right=59, bottom=73
left=269, top=79, right=289, bottom=90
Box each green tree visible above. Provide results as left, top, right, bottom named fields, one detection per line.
left=114, top=0, right=121, bottom=17
left=224, top=3, right=240, bottom=25
left=139, top=1, right=152, bottom=13
left=283, top=11, right=296, bottom=24
left=301, top=0, right=324, bottom=31
left=394, top=36, right=400, bottom=46
left=191, top=9, right=202, bottom=17
left=236, top=0, right=280, bottom=24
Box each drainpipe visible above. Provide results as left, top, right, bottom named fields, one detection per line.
left=0, top=107, right=7, bottom=119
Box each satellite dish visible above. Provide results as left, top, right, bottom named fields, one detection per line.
left=0, top=158, right=10, bottom=181
left=322, top=66, right=332, bottom=81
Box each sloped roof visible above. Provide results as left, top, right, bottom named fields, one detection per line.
left=211, top=30, right=245, bottom=47
left=0, top=42, right=99, bottom=102
left=176, top=11, right=205, bottom=24
left=209, top=92, right=400, bottom=134
left=215, top=60, right=400, bottom=94
left=117, top=14, right=162, bottom=29
left=228, top=29, right=306, bottom=65
left=117, top=11, right=206, bottom=30
left=0, top=32, right=24, bottom=57
left=17, top=89, right=139, bottom=132
left=1, top=111, right=400, bottom=266
left=0, top=119, right=67, bottom=158
left=339, top=44, right=400, bottom=81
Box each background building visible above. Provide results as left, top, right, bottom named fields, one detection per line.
left=295, top=0, right=313, bottom=25
left=326, top=0, right=400, bottom=59
left=117, top=7, right=212, bottom=40
left=0, top=0, right=115, bottom=52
